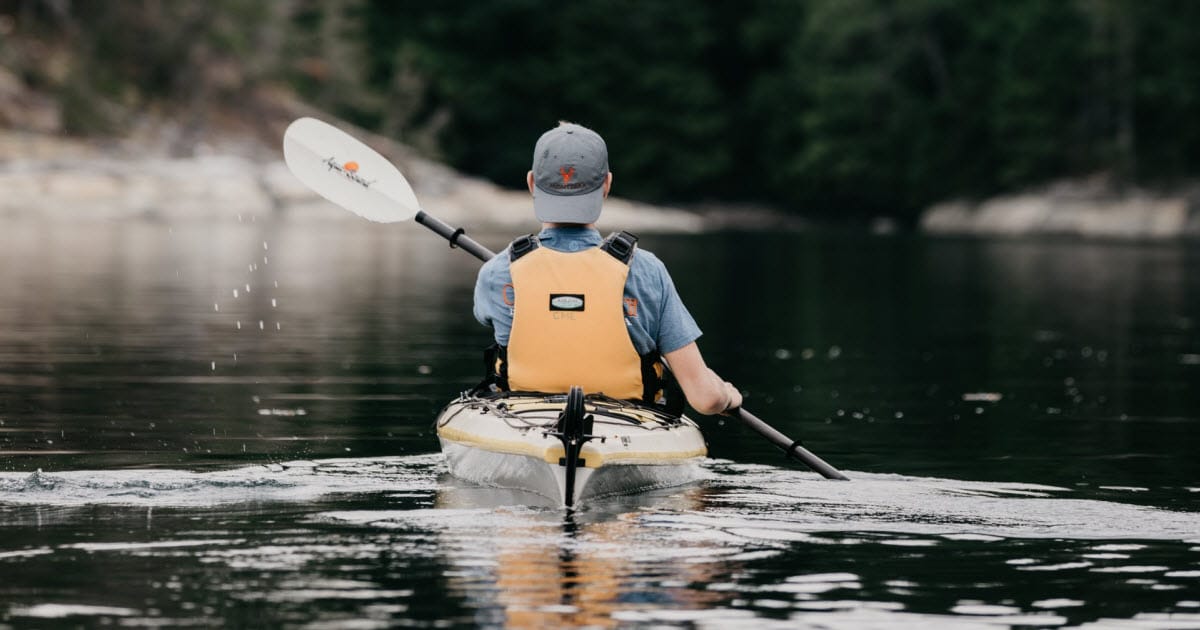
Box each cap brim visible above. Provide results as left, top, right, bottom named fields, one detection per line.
left=533, top=185, right=604, bottom=224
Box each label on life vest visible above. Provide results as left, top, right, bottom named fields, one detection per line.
left=549, top=294, right=586, bottom=311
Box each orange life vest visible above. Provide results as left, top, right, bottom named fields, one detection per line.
left=499, top=232, right=661, bottom=401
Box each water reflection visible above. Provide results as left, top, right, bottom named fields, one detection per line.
left=435, top=481, right=721, bottom=628
left=3, top=217, right=1200, bottom=627
left=2, top=455, right=1199, bottom=628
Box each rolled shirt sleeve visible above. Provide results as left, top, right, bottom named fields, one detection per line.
left=473, top=252, right=514, bottom=344
left=624, top=250, right=701, bottom=356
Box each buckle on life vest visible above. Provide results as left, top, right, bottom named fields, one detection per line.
left=509, top=234, right=539, bottom=262
left=601, top=231, right=638, bottom=264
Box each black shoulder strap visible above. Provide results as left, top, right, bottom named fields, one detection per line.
left=601, top=231, right=638, bottom=265
left=508, top=234, right=539, bottom=262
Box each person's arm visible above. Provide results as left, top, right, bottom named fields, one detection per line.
left=472, top=261, right=494, bottom=327
left=663, top=341, right=742, bottom=415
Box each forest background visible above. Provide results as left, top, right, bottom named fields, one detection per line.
left=1, top=0, right=1198, bottom=224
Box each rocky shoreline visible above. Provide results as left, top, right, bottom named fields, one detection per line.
left=921, top=177, right=1200, bottom=239
left=0, top=127, right=715, bottom=233
left=2, top=120, right=1196, bottom=239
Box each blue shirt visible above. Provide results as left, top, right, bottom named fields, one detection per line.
left=473, top=226, right=702, bottom=356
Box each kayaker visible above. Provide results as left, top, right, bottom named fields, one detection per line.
left=473, top=122, right=742, bottom=416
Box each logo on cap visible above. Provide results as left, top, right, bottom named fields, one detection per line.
left=559, top=166, right=576, bottom=184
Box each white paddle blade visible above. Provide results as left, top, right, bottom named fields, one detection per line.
left=283, top=117, right=421, bottom=223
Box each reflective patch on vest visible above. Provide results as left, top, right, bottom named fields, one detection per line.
left=549, top=294, right=585, bottom=311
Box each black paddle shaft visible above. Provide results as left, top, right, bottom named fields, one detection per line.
left=415, top=211, right=496, bottom=262
left=418, top=209, right=849, bottom=481
left=732, top=408, right=850, bottom=480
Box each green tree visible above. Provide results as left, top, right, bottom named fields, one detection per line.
left=362, top=1, right=731, bottom=201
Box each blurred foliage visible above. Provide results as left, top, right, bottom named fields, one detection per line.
left=2, top=0, right=1198, bottom=219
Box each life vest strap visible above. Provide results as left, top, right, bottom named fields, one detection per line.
left=478, top=342, right=678, bottom=409
left=471, top=343, right=509, bottom=394
left=508, top=232, right=635, bottom=264
left=601, top=231, right=638, bottom=265
left=509, top=234, right=540, bottom=262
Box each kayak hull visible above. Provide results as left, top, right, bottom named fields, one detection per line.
left=435, top=393, right=706, bottom=507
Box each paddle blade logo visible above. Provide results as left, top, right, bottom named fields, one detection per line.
left=323, top=156, right=376, bottom=189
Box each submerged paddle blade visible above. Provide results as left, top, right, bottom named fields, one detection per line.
left=283, top=117, right=420, bottom=223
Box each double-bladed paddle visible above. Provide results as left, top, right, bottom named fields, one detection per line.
left=282, top=116, right=850, bottom=481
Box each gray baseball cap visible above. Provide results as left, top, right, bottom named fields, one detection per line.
left=531, top=123, right=609, bottom=224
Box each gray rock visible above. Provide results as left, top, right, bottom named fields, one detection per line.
left=921, top=178, right=1197, bottom=239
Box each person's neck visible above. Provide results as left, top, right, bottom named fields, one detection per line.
left=543, top=222, right=596, bottom=229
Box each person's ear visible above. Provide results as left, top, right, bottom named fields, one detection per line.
left=527, top=171, right=536, bottom=195
left=603, top=172, right=613, bottom=198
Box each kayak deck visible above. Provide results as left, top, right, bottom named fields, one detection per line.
left=435, top=392, right=707, bottom=507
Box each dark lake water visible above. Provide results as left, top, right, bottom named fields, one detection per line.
left=1, top=217, right=1198, bottom=628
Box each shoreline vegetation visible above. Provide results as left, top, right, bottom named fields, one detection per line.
left=0, top=87, right=716, bottom=233
left=2, top=72, right=1197, bottom=238
left=3, top=2, right=1200, bottom=239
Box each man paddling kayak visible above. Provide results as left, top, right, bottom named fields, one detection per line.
left=473, top=122, right=742, bottom=416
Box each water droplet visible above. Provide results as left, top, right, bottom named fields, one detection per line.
left=774, top=348, right=792, bottom=360
left=263, top=256, right=269, bottom=265
left=213, top=303, right=219, bottom=312
left=258, top=320, right=264, bottom=330
left=232, top=289, right=239, bottom=298
left=828, top=346, right=842, bottom=359
left=273, top=281, right=279, bottom=288
left=263, top=241, right=269, bottom=251
left=275, top=322, right=281, bottom=330
left=236, top=321, right=242, bottom=330
left=211, top=361, right=216, bottom=371
left=271, top=299, right=277, bottom=308
left=418, top=365, right=433, bottom=375
left=245, top=284, right=251, bottom=293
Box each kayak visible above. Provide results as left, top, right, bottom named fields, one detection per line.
left=435, top=387, right=707, bottom=507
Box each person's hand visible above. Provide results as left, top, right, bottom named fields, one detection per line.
left=722, top=382, right=743, bottom=414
